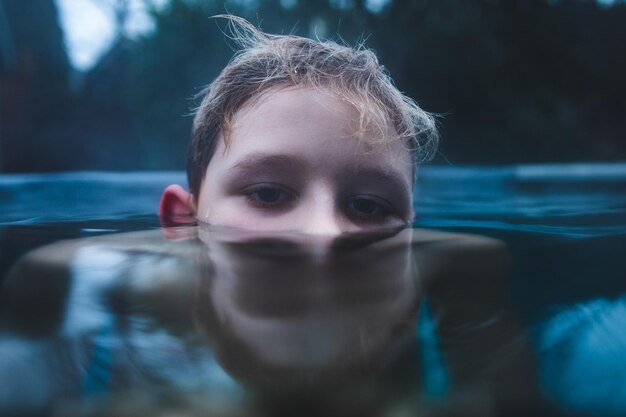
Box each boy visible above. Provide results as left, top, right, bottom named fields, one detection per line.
left=159, top=16, right=439, bottom=234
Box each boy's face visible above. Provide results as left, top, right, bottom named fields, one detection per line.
left=188, top=87, right=414, bottom=235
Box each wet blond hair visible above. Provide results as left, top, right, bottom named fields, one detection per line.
left=187, top=15, right=438, bottom=198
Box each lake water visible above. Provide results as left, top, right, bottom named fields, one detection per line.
left=1, top=164, right=625, bottom=417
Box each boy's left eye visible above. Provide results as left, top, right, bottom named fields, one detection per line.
left=346, top=196, right=394, bottom=219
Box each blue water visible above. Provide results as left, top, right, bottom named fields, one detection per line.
left=416, top=163, right=626, bottom=237
left=1, top=163, right=626, bottom=417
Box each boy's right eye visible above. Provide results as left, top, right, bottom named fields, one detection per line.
left=244, top=184, right=296, bottom=207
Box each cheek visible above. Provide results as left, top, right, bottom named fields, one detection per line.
left=195, top=177, right=258, bottom=227
left=196, top=180, right=232, bottom=223
left=196, top=191, right=243, bottom=225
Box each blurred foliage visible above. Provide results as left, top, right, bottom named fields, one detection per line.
left=1, top=0, right=625, bottom=171
left=1, top=0, right=75, bottom=171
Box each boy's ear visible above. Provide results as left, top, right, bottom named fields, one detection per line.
left=159, top=184, right=196, bottom=227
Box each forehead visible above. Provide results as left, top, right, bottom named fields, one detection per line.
left=218, top=86, right=413, bottom=176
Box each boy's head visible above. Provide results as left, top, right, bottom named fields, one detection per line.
left=160, top=16, right=438, bottom=235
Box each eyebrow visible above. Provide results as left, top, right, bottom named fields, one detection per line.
left=231, top=153, right=304, bottom=175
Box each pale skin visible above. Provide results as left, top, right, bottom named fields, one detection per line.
left=160, top=86, right=415, bottom=234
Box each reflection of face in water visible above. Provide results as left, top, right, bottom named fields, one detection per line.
left=194, top=225, right=419, bottom=390
left=2, top=223, right=539, bottom=416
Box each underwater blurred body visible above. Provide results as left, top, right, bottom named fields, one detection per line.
left=0, top=163, right=625, bottom=416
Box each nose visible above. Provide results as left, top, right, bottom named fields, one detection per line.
left=299, top=192, right=344, bottom=236
left=304, top=215, right=343, bottom=236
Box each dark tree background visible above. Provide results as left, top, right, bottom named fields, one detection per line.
left=1, top=0, right=625, bottom=172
